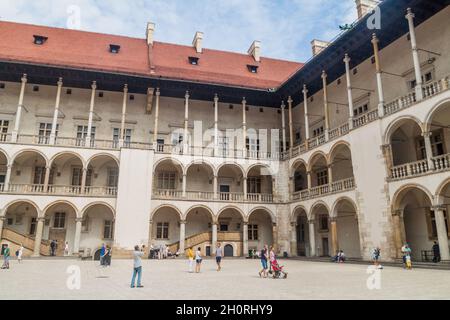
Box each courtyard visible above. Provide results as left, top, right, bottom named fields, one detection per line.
left=1, top=258, right=450, bottom=300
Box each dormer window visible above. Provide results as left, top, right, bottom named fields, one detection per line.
left=188, top=56, right=199, bottom=65
left=109, top=44, right=121, bottom=54
left=247, top=65, right=259, bottom=73
left=33, top=35, right=48, bottom=45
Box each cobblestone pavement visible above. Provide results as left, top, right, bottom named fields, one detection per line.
left=1, top=258, right=449, bottom=300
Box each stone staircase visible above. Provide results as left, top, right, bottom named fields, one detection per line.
left=1, top=228, right=51, bottom=256
left=168, top=231, right=243, bottom=254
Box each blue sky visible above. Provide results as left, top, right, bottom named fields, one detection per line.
left=0, top=0, right=358, bottom=62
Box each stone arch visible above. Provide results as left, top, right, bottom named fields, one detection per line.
left=391, top=183, right=434, bottom=212
left=290, top=158, right=308, bottom=177
left=42, top=200, right=79, bottom=218
left=290, top=204, right=308, bottom=223
left=49, top=151, right=86, bottom=168
left=309, top=200, right=331, bottom=220
left=383, top=115, right=424, bottom=145
left=80, top=202, right=116, bottom=219
left=423, top=97, right=450, bottom=133
left=153, top=157, right=184, bottom=175
left=216, top=162, right=246, bottom=177
left=331, top=196, right=358, bottom=218
left=436, top=177, right=450, bottom=202
left=1, top=199, right=41, bottom=216
left=217, top=206, right=246, bottom=222
left=327, top=140, right=351, bottom=163
left=248, top=206, right=276, bottom=223
left=246, top=163, right=275, bottom=178
left=307, top=150, right=328, bottom=172
left=11, top=148, right=49, bottom=167
left=0, top=147, right=10, bottom=166
left=86, top=153, right=120, bottom=168
left=150, top=204, right=183, bottom=221
left=184, top=204, right=215, bottom=221
left=185, top=159, right=215, bottom=176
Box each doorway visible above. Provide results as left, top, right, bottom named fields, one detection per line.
left=224, top=244, right=234, bottom=257
left=322, top=237, right=329, bottom=257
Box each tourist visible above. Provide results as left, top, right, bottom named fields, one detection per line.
left=105, top=246, right=112, bottom=266
left=1, top=244, right=10, bottom=269
left=17, top=244, right=24, bottom=264
left=131, top=245, right=144, bottom=288
left=64, top=241, right=69, bottom=256
left=50, top=240, right=56, bottom=256
left=401, top=243, right=411, bottom=268
left=338, top=250, right=346, bottom=263
left=405, top=253, right=412, bottom=270
left=195, top=247, right=202, bottom=273
left=372, top=247, right=382, bottom=269
left=100, top=243, right=106, bottom=266
left=259, top=245, right=268, bottom=278
left=269, top=245, right=276, bottom=273
left=432, top=241, right=440, bottom=263
left=187, top=247, right=195, bottom=272
left=215, top=243, right=223, bottom=271
left=332, top=250, right=340, bottom=263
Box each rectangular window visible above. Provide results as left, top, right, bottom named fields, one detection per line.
left=33, top=166, right=46, bottom=185
left=313, top=127, right=324, bottom=137
left=113, top=128, right=132, bottom=147
left=81, top=217, right=89, bottom=232
left=0, top=120, right=9, bottom=142
left=248, top=224, right=258, bottom=240
left=246, top=138, right=260, bottom=153
left=353, top=104, right=368, bottom=117
left=38, top=123, right=58, bottom=144
left=319, top=215, right=328, bottom=231
left=157, top=172, right=176, bottom=189
left=53, top=212, right=66, bottom=229
left=103, top=220, right=114, bottom=239
left=156, top=222, right=169, bottom=239
left=247, top=177, right=261, bottom=194
left=72, top=167, right=92, bottom=186
left=156, top=139, right=165, bottom=152
left=219, top=223, right=229, bottom=232
left=316, top=169, right=328, bottom=186
left=29, top=218, right=37, bottom=235
left=107, top=167, right=119, bottom=188
left=429, top=210, right=449, bottom=239
left=218, top=136, right=229, bottom=156
left=76, top=126, right=95, bottom=146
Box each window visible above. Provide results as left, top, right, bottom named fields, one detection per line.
left=33, top=86, right=39, bottom=92
left=156, top=139, right=165, bottom=152
left=219, top=223, right=228, bottom=232
left=109, top=44, right=121, bottom=53
left=81, top=217, right=89, bottom=232
left=71, top=167, right=92, bottom=186
left=218, top=136, right=229, bottom=156
left=33, top=166, right=48, bottom=185
left=313, top=127, right=324, bottom=137
left=248, top=224, right=258, bottom=240
left=103, top=220, right=114, bottom=239
left=113, top=128, right=132, bottom=147
left=171, top=132, right=184, bottom=145
left=157, top=172, right=176, bottom=189
left=188, top=57, right=199, bottom=65
left=246, top=138, right=260, bottom=153
left=66, top=89, right=72, bottom=95
left=33, top=35, right=48, bottom=45
left=316, top=169, right=328, bottom=186
left=247, top=65, right=259, bottom=73
left=156, top=222, right=169, bottom=239
left=107, top=167, right=119, bottom=188
left=294, top=171, right=305, bottom=191
left=29, top=218, right=37, bottom=235
left=38, top=122, right=58, bottom=144
left=0, top=120, right=9, bottom=141
left=408, top=70, right=434, bottom=91
left=353, top=104, right=368, bottom=117
left=53, top=212, right=66, bottom=229
left=247, top=177, right=261, bottom=194
left=416, top=129, right=445, bottom=159
left=319, top=215, right=329, bottom=231
left=76, top=125, right=96, bottom=146
left=429, top=210, right=449, bottom=239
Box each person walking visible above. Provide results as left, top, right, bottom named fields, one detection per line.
left=105, top=246, right=112, bottom=267
left=1, top=244, right=10, bottom=269
left=195, top=247, right=202, bottom=273
left=268, top=245, right=276, bottom=274
left=401, top=243, right=411, bottom=268
left=17, top=244, right=24, bottom=264
left=432, top=241, right=441, bottom=263
left=64, top=241, right=69, bottom=256
left=131, top=245, right=144, bottom=288
left=259, top=245, right=268, bottom=278
left=187, top=247, right=195, bottom=273
left=215, top=243, right=223, bottom=271
left=50, top=240, right=56, bottom=256
left=100, top=243, right=106, bottom=266
left=372, top=247, right=382, bottom=269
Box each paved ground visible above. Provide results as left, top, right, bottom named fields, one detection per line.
left=1, top=258, right=450, bottom=300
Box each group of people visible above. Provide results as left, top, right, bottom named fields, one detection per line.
left=332, top=250, right=346, bottom=263
left=148, top=244, right=180, bottom=259
left=99, top=243, right=112, bottom=267
left=49, top=240, right=70, bottom=256
left=2, top=244, right=24, bottom=269
left=258, top=245, right=276, bottom=278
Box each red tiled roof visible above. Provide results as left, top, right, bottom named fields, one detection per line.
left=0, top=21, right=303, bottom=90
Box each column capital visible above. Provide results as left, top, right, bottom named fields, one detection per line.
left=421, top=131, right=432, bottom=138
left=431, top=205, right=446, bottom=212
left=185, top=91, right=190, bottom=99
left=281, top=101, right=285, bottom=110
left=91, top=81, right=97, bottom=90
left=321, top=70, right=327, bottom=79
left=302, top=84, right=308, bottom=95
left=75, top=217, right=84, bottom=223
left=308, top=219, right=315, bottom=225
left=180, top=220, right=187, bottom=225
left=371, top=33, right=379, bottom=45
left=243, top=221, right=249, bottom=226
left=343, top=53, right=351, bottom=64
left=21, top=74, right=28, bottom=83
left=287, top=96, right=293, bottom=105
left=405, top=7, right=415, bottom=20
left=290, top=221, right=297, bottom=227
left=0, top=216, right=6, bottom=222
left=57, top=77, right=63, bottom=87
left=156, top=87, right=160, bottom=96
left=272, top=222, right=277, bottom=227
left=242, top=97, right=247, bottom=105
left=37, top=217, right=46, bottom=222
left=123, top=84, right=128, bottom=93
left=329, top=216, right=337, bottom=223
left=392, top=209, right=403, bottom=217
left=214, top=93, right=219, bottom=102
left=149, top=219, right=153, bottom=224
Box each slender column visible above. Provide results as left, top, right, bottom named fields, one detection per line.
left=392, top=210, right=404, bottom=258
left=303, top=85, right=310, bottom=147
left=308, top=219, right=316, bottom=257
left=4, top=165, right=12, bottom=191
left=243, top=177, right=247, bottom=200
left=330, top=217, right=339, bottom=255
left=243, top=222, right=249, bottom=257
left=281, top=101, right=287, bottom=153
left=432, top=206, right=450, bottom=261
left=213, top=175, right=218, bottom=200
left=50, top=78, right=63, bottom=145
left=86, top=81, right=97, bottom=147
left=290, top=222, right=297, bottom=256
left=328, top=164, right=333, bottom=184
left=212, top=222, right=218, bottom=255
left=406, top=8, right=423, bottom=101
left=321, top=71, right=330, bottom=140
left=272, top=223, right=278, bottom=253
left=80, top=167, right=87, bottom=194
left=148, top=220, right=153, bottom=249
left=12, top=74, right=28, bottom=142
left=152, top=88, right=160, bottom=147
left=306, top=171, right=312, bottom=190
left=371, top=34, right=385, bottom=117
left=0, top=216, right=5, bottom=239
left=182, top=173, right=187, bottom=198
left=242, top=98, right=247, bottom=157
left=214, top=94, right=219, bottom=156
left=33, top=217, right=45, bottom=257
left=288, top=96, right=294, bottom=155
left=43, top=165, right=51, bottom=192
left=73, top=217, right=83, bottom=255
left=179, top=220, right=186, bottom=253
left=422, top=131, right=434, bottom=170
left=183, top=91, right=190, bottom=154
left=119, top=84, right=128, bottom=147
left=343, top=54, right=354, bottom=129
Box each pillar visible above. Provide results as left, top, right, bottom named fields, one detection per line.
left=321, top=71, right=330, bottom=141
left=290, top=222, right=297, bottom=256
left=308, top=219, right=316, bottom=257
left=242, top=97, right=247, bottom=157
left=405, top=8, right=423, bottom=101
left=243, top=177, right=247, bottom=200
left=0, top=216, right=5, bottom=239
left=183, top=91, right=190, bottom=154
left=50, top=77, right=63, bottom=145
left=432, top=205, right=450, bottom=261
left=148, top=220, right=153, bottom=249
left=243, top=222, right=249, bottom=257
left=272, top=223, right=278, bottom=253
left=73, top=218, right=83, bottom=255
left=371, top=34, right=385, bottom=117
left=328, top=164, right=333, bottom=184
left=288, top=96, right=294, bottom=155
left=213, top=175, right=218, bottom=200
left=43, top=165, right=51, bottom=192
left=422, top=131, right=434, bottom=170
left=33, top=217, right=45, bottom=257
left=12, top=74, right=27, bottom=142
left=303, top=85, right=310, bottom=143
left=80, top=167, right=87, bottom=194
left=4, top=165, right=12, bottom=191
left=214, top=94, right=219, bottom=156
left=281, top=101, right=287, bottom=153
left=179, top=220, right=186, bottom=253
left=182, top=173, right=187, bottom=198
left=392, top=210, right=404, bottom=258
left=86, top=81, right=97, bottom=147
left=330, top=217, right=339, bottom=255
left=119, top=84, right=128, bottom=147
left=343, top=54, right=354, bottom=129
left=212, top=222, right=218, bottom=255
left=307, top=171, right=312, bottom=190
left=152, top=88, right=160, bottom=148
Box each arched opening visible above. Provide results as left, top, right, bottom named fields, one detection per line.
left=292, top=160, right=308, bottom=193
left=153, top=159, right=183, bottom=198
left=217, top=164, right=244, bottom=201
left=224, top=244, right=234, bottom=257
left=217, top=207, right=244, bottom=257
left=334, top=199, right=361, bottom=258
left=311, top=203, right=331, bottom=257
left=309, top=153, right=328, bottom=188
left=427, top=101, right=450, bottom=166
left=80, top=204, right=115, bottom=256
left=292, top=207, right=309, bottom=256
left=185, top=207, right=214, bottom=256
left=186, top=162, right=214, bottom=199
left=86, top=155, right=119, bottom=196
left=150, top=206, right=181, bottom=250
left=44, top=202, right=77, bottom=256
left=49, top=153, right=84, bottom=194
left=390, top=119, right=423, bottom=166
left=0, top=150, right=7, bottom=190
left=10, top=151, right=47, bottom=192
left=247, top=165, right=273, bottom=202
left=329, top=144, right=354, bottom=182
left=248, top=208, right=274, bottom=252
left=3, top=201, right=39, bottom=240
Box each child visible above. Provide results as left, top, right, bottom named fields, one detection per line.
left=405, top=254, right=412, bottom=270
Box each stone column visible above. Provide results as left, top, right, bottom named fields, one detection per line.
left=152, top=88, right=160, bottom=148
left=12, top=74, right=27, bottom=143
left=73, top=217, right=83, bottom=255
left=213, top=175, right=218, bottom=200
left=306, top=171, right=312, bottom=190
left=303, top=85, right=310, bottom=144
left=328, top=164, right=333, bottom=184
left=33, top=217, right=45, bottom=257
left=330, top=217, right=339, bottom=255
left=422, top=131, right=434, bottom=170
left=308, top=219, right=316, bottom=257
left=179, top=220, right=186, bottom=253
left=281, top=101, right=287, bottom=153
left=321, top=71, right=330, bottom=141
left=212, top=222, right=218, bottom=255
left=290, top=222, right=297, bottom=256
left=214, top=94, right=219, bottom=156
left=243, top=177, right=247, bottom=200
left=50, top=77, right=63, bottom=145
left=147, top=220, right=153, bottom=249
left=183, top=91, right=190, bottom=154
left=182, top=173, right=187, bottom=198
left=432, top=205, right=450, bottom=261
left=343, top=54, right=354, bottom=129
left=119, top=84, right=128, bottom=147
left=272, top=223, right=278, bottom=253
left=80, top=167, right=88, bottom=194
left=243, top=222, right=249, bottom=257
left=86, top=81, right=97, bottom=147
left=405, top=8, right=423, bottom=101
left=43, top=165, right=51, bottom=192
left=288, top=96, right=294, bottom=155
left=4, top=165, right=12, bottom=191
left=0, top=216, right=5, bottom=239
left=371, top=34, right=385, bottom=117
left=242, top=97, right=247, bottom=157
left=392, top=210, right=404, bottom=258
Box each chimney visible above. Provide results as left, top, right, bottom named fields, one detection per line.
left=248, top=40, right=261, bottom=62
left=355, top=0, right=379, bottom=19
left=311, top=39, right=330, bottom=57
left=147, top=22, right=156, bottom=46
left=192, top=31, right=204, bottom=53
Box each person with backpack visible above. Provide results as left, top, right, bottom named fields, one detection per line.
left=16, top=244, right=24, bottom=263
left=372, top=247, right=382, bottom=269
left=2, top=244, right=10, bottom=269
left=50, top=240, right=56, bottom=256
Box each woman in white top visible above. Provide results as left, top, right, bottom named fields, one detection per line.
left=64, top=241, right=69, bottom=256
left=17, top=245, right=24, bottom=263
left=195, top=247, right=202, bottom=273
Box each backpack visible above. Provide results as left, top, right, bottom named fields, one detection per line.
left=15, top=250, right=19, bottom=257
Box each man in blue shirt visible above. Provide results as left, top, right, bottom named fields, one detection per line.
left=131, top=245, right=144, bottom=288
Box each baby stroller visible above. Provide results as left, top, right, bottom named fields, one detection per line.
left=269, top=259, right=288, bottom=279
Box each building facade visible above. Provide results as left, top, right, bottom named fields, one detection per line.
left=0, top=0, right=449, bottom=262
